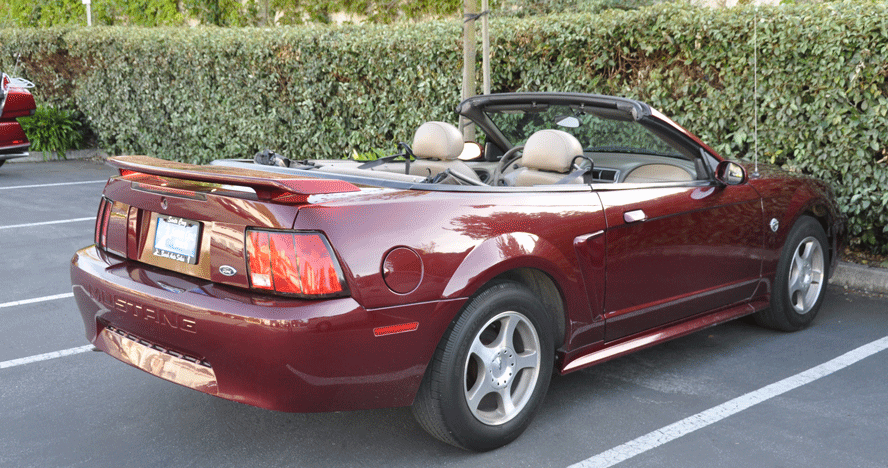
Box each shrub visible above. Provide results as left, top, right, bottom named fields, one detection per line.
left=17, top=105, right=84, bottom=159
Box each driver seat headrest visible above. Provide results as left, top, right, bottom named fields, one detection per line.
left=521, top=129, right=583, bottom=173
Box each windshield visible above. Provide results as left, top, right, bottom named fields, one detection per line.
left=485, top=105, right=684, bottom=158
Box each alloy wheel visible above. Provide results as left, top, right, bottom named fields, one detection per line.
left=463, top=311, right=541, bottom=426
left=788, top=236, right=825, bottom=315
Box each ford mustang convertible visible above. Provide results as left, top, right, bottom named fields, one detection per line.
left=71, top=92, right=845, bottom=451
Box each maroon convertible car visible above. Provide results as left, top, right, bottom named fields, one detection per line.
left=0, top=72, right=36, bottom=166
left=71, top=92, right=845, bottom=451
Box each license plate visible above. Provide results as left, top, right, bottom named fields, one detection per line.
left=153, top=216, right=201, bottom=264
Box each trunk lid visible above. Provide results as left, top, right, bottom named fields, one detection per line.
left=96, top=156, right=360, bottom=289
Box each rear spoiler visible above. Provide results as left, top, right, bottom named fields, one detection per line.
left=107, top=155, right=360, bottom=204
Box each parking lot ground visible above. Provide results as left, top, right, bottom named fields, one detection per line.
left=1, top=161, right=885, bottom=468
left=1, top=159, right=112, bottom=187
left=0, top=160, right=114, bottom=305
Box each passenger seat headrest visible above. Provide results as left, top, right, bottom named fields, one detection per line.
left=412, top=121, right=464, bottom=160
left=522, top=129, right=583, bottom=173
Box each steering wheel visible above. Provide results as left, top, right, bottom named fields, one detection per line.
left=491, top=145, right=524, bottom=186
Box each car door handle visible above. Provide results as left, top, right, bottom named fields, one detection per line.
left=623, top=210, right=646, bottom=223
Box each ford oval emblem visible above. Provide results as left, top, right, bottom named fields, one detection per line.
left=219, top=265, right=237, bottom=277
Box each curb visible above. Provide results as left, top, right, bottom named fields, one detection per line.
left=7, top=148, right=108, bottom=163
left=832, top=261, right=888, bottom=295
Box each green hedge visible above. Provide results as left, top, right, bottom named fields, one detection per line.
left=0, top=0, right=656, bottom=27
left=1, top=2, right=886, bottom=251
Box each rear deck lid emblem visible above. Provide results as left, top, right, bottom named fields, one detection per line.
left=219, top=265, right=237, bottom=277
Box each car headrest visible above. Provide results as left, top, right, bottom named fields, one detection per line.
left=521, top=129, right=583, bottom=173
left=412, top=121, right=464, bottom=161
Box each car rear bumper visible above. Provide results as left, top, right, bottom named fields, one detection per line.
left=70, top=245, right=464, bottom=413
left=0, top=149, right=28, bottom=162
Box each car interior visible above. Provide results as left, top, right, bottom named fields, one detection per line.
left=242, top=98, right=714, bottom=190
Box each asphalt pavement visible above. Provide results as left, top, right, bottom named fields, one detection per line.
left=1, top=159, right=886, bottom=468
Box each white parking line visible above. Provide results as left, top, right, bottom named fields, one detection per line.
left=0, top=292, right=74, bottom=309
left=0, top=180, right=106, bottom=190
left=568, top=335, right=888, bottom=468
left=0, top=345, right=95, bottom=370
left=0, top=217, right=94, bottom=230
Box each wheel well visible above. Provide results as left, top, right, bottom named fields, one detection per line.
left=490, top=268, right=566, bottom=348
left=804, top=205, right=833, bottom=264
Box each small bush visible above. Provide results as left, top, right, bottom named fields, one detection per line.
left=18, top=106, right=84, bottom=159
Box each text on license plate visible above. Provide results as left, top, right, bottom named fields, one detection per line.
left=153, top=216, right=201, bottom=264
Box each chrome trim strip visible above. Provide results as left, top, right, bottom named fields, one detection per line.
left=0, top=72, right=8, bottom=111
left=0, top=151, right=29, bottom=161
left=96, top=327, right=218, bottom=395
left=562, top=302, right=755, bottom=373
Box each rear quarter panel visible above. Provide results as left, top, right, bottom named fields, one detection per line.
left=297, top=188, right=607, bottom=348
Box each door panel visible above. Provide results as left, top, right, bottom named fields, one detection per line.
left=599, top=183, right=763, bottom=342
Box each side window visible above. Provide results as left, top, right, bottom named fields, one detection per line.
left=481, top=104, right=706, bottom=184
left=574, top=113, right=684, bottom=159
left=575, top=115, right=700, bottom=184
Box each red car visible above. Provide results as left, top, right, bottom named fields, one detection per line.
left=71, top=92, right=845, bottom=451
left=0, top=73, right=36, bottom=167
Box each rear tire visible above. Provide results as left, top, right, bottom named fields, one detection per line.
left=412, top=281, right=554, bottom=451
left=755, top=216, right=828, bottom=331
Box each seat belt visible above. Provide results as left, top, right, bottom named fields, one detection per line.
left=556, top=155, right=594, bottom=184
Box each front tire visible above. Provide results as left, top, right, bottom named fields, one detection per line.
left=756, top=216, right=829, bottom=331
left=412, top=282, right=554, bottom=451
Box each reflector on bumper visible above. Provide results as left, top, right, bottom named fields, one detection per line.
left=96, top=327, right=218, bottom=395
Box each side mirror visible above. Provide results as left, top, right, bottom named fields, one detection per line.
left=715, top=161, right=747, bottom=186
left=458, top=141, right=484, bottom=161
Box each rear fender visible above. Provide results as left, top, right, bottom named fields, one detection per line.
left=442, top=233, right=569, bottom=298
left=440, top=233, right=594, bottom=345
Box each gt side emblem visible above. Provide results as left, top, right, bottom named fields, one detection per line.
left=770, top=218, right=780, bottom=232
left=219, top=265, right=237, bottom=276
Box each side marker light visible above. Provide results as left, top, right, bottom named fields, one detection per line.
left=373, top=322, right=419, bottom=337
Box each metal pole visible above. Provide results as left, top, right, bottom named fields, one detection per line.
left=461, top=0, right=477, bottom=141
left=753, top=5, right=759, bottom=177
left=481, top=0, right=490, bottom=95
left=82, top=0, right=92, bottom=26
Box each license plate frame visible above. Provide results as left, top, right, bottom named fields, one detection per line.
left=153, top=215, right=202, bottom=265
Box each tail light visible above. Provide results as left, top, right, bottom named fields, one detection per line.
left=95, top=197, right=112, bottom=249
left=246, top=229, right=348, bottom=298
left=0, top=122, right=29, bottom=148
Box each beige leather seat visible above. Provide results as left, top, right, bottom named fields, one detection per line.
left=408, top=122, right=482, bottom=184
left=514, top=129, right=585, bottom=186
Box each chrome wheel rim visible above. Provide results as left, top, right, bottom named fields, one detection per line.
left=463, top=311, right=541, bottom=426
left=788, top=236, right=825, bottom=315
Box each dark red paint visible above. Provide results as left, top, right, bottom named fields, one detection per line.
left=71, top=97, right=845, bottom=414
left=0, top=74, right=36, bottom=158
